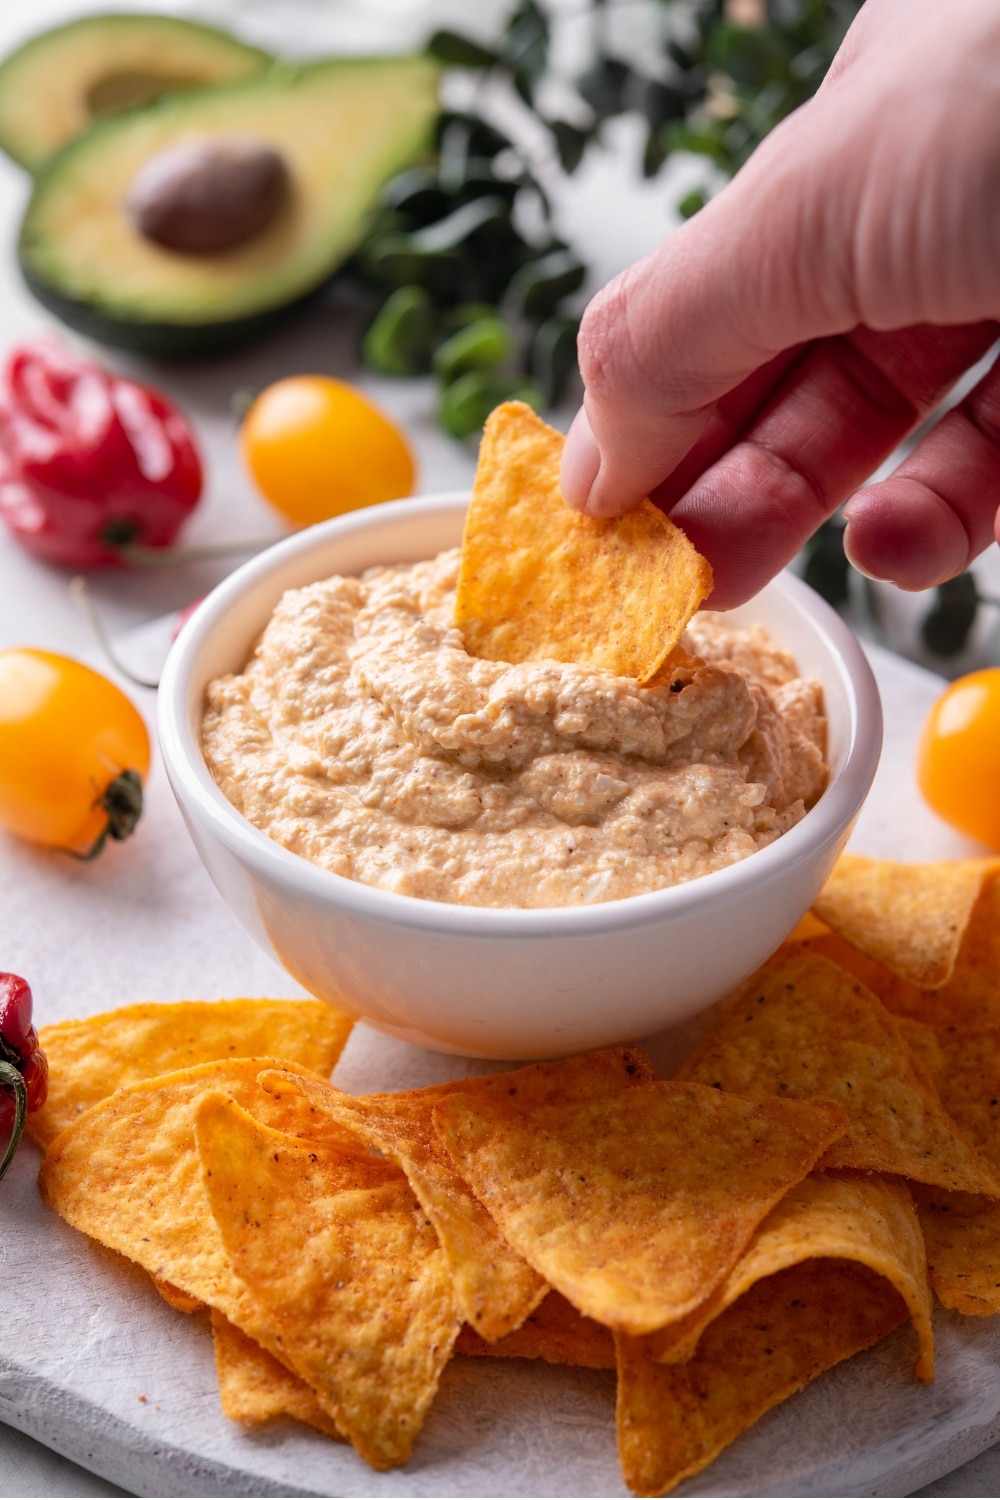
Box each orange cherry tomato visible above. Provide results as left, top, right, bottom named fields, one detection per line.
left=0, top=648, right=150, bottom=857
left=240, top=375, right=416, bottom=526
left=917, top=667, right=1000, bottom=850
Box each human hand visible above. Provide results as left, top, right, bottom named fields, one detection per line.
left=560, top=0, right=1000, bottom=608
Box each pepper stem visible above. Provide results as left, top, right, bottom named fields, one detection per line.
left=70, top=576, right=159, bottom=689
left=0, top=1058, right=27, bottom=1183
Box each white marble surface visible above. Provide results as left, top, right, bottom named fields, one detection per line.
left=2, top=642, right=1000, bottom=1500
left=2, top=3, right=1000, bottom=1495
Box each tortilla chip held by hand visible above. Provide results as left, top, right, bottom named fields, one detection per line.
left=455, top=402, right=713, bottom=683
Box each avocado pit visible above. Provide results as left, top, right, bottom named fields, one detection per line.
left=126, top=135, right=289, bottom=254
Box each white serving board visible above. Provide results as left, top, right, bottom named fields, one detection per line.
left=3, top=643, right=999, bottom=1499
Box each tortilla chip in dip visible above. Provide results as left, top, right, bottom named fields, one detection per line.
left=455, top=402, right=713, bottom=683
left=432, top=1079, right=847, bottom=1338
left=677, top=948, right=1000, bottom=1194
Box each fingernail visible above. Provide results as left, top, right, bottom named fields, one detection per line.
left=560, top=408, right=601, bottom=512
left=842, top=525, right=888, bottom=583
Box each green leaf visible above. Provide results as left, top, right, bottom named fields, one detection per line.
left=426, top=30, right=499, bottom=69
left=362, top=286, right=437, bottom=376
left=432, top=316, right=515, bottom=383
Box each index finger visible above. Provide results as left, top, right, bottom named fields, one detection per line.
left=665, top=321, right=998, bottom=608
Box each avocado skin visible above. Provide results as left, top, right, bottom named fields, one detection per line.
left=17, top=55, right=440, bottom=359
left=19, top=265, right=324, bottom=359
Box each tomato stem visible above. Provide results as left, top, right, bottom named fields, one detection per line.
left=0, top=1057, right=27, bottom=1183
left=65, top=770, right=145, bottom=862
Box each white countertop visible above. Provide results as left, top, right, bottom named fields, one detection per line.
left=2, top=3, right=1000, bottom=1495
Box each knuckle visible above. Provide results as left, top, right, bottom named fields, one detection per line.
left=576, top=270, right=645, bottom=399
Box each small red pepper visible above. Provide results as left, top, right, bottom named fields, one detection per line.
left=0, top=973, right=48, bottom=1182
left=0, top=339, right=202, bottom=568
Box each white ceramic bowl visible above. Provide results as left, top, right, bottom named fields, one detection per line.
left=158, top=492, right=882, bottom=1059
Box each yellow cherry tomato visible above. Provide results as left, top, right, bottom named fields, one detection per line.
left=0, top=649, right=150, bottom=857
left=917, top=667, right=1000, bottom=850
left=240, top=375, right=416, bottom=526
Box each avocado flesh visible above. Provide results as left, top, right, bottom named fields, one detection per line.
left=19, top=56, right=441, bottom=352
left=0, top=13, right=270, bottom=172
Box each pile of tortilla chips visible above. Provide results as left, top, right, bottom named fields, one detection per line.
left=29, top=854, right=1000, bottom=1495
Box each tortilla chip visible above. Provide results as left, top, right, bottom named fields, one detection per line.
left=151, top=1274, right=204, bottom=1315
left=196, top=1093, right=460, bottom=1470
left=676, top=949, right=1000, bottom=1194
left=812, top=854, right=996, bottom=990
left=260, top=1045, right=654, bottom=1342
left=38, top=1057, right=365, bottom=1350
left=785, top=911, right=830, bottom=943
left=793, top=924, right=928, bottom=1020
left=28, top=999, right=352, bottom=1147
left=895, top=1018, right=1000, bottom=1313
left=897, top=1020, right=1000, bottom=1168
left=616, top=1260, right=908, bottom=1498
left=650, top=1172, right=933, bottom=1381
left=433, top=1079, right=847, bottom=1338
left=211, top=1310, right=344, bottom=1440
left=455, top=1290, right=615, bottom=1369
left=912, top=874, right=1000, bottom=1030
left=912, top=1187, right=1000, bottom=1315
left=800, top=875, right=1000, bottom=1033
left=455, top=402, right=713, bottom=683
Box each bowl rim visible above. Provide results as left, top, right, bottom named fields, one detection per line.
left=157, top=491, right=883, bottom=938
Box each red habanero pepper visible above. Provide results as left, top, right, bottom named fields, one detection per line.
left=0, top=973, right=48, bottom=1182
left=0, top=339, right=202, bottom=568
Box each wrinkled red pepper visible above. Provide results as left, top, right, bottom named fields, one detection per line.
left=0, top=339, right=202, bottom=567
left=0, top=973, right=48, bottom=1182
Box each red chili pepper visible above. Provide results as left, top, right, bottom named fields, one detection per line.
left=0, top=339, right=202, bottom=568
left=0, top=973, right=48, bottom=1182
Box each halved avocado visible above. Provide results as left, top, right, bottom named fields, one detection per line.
left=18, top=55, right=441, bottom=357
left=0, top=13, right=271, bottom=173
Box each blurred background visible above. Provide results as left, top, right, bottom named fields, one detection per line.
left=1, top=0, right=997, bottom=673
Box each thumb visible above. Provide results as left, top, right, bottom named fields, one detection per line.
left=560, top=101, right=862, bottom=518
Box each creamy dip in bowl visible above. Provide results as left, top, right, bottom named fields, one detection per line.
left=201, top=548, right=828, bottom=909
left=158, top=493, right=881, bottom=1059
